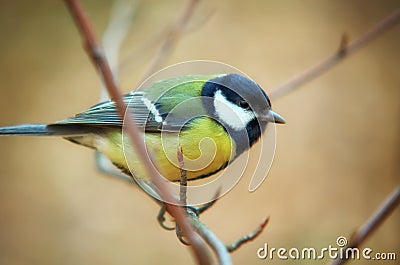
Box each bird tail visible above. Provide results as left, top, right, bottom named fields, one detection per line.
left=0, top=124, right=97, bottom=136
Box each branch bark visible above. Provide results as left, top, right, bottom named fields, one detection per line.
left=227, top=217, right=270, bottom=252
left=141, top=0, right=201, bottom=81
left=328, top=187, right=400, bottom=265
left=64, top=1, right=210, bottom=264
left=270, top=10, right=400, bottom=100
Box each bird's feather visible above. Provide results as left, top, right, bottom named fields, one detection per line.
left=56, top=75, right=215, bottom=132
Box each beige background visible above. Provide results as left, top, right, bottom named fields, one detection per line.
left=0, top=1, right=399, bottom=264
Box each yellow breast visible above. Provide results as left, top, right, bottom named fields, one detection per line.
left=94, top=117, right=235, bottom=182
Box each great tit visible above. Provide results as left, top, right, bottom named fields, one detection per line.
left=0, top=74, right=285, bottom=182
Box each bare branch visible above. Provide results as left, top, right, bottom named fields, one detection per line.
left=189, top=212, right=232, bottom=265
left=141, top=0, right=201, bottom=81
left=337, top=32, right=350, bottom=56
left=270, top=10, right=400, bottom=100
left=175, top=145, right=190, bottom=245
left=184, top=7, right=215, bottom=34
left=157, top=204, right=175, bottom=231
left=100, top=0, right=138, bottom=101
left=63, top=1, right=211, bottom=264
left=120, top=0, right=211, bottom=79
left=178, top=145, right=188, bottom=206
left=329, top=186, right=400, bottom=265
left=197, top=187, right=222, bottom=214
left=227, top=217, right=270, bottom=252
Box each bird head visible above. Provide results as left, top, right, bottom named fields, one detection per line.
left=201, top=73, right=285, bottom=154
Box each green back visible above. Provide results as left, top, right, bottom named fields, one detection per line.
left=55, top=74, right=221, bottom=132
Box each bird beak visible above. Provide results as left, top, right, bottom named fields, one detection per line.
left=260, top=110, right=286, bottom=124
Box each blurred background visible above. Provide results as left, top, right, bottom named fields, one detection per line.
left=0, top=0, right=399, bottom=264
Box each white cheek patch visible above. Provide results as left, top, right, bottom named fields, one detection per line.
left=141, top=97, right=163, bottom=123
left=213, top=90, right=255, bottom=131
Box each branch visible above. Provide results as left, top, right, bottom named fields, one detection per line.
left=227, top=217, right=269, bottom=252
left=197, top=188, right=221, bottom=214
left=178, top=145, right=187, bottom=206
left=167, top=146, right=269, bottom=263
left=140, top=0, right=201, bottom=81
left=270, top=10, right=400, bottom=100
left=63, top=1, right=211, bottom=264
left=100, top=0, right=137, bottom=101
left=328, top=186, right=400, bottom=265
left=189, top=212, right=232, bottom=265
left=186, top=206, right=268, bottom=264
left=176, top=145, right=190, bottom=245
left=120, top=0, right=211, bottom=80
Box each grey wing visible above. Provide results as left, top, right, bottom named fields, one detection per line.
left=54, top=92, right=169, bottom=132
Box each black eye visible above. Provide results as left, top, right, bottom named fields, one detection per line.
left=238, top=99, right=250, bottom=110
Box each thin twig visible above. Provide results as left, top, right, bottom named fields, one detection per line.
left=183, top=6, right=214, bottom=34
left=141, top=0, right=201, bottom=81
left=95, top=0, right=138, bottom=182
left=197, top=187, right=222, bottom=214
left=157, top=204, right=175, bottom=231
left=120, top=0, right=211, bottom=78
left=178, top=145, right=187, bottom=206
left=63, top=1, right=210, bottom=264
left=176, top=145, right=190, bottom=245
left=100, top=0, right=137, bottom=101
left=329, top=186, right=400, bottom=265
left=270, top=10, right=400, bottom=100
left=189, top=212, right=232, bottom=265
left=227, top=217, right=270, bottom=252
left=337, top=32, right=350, bottom=56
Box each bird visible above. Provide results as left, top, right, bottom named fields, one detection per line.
left=0, top=73, right=285, bottom=182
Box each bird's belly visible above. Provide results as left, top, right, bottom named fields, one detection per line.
left=95, top=123, right=235, bottom=182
